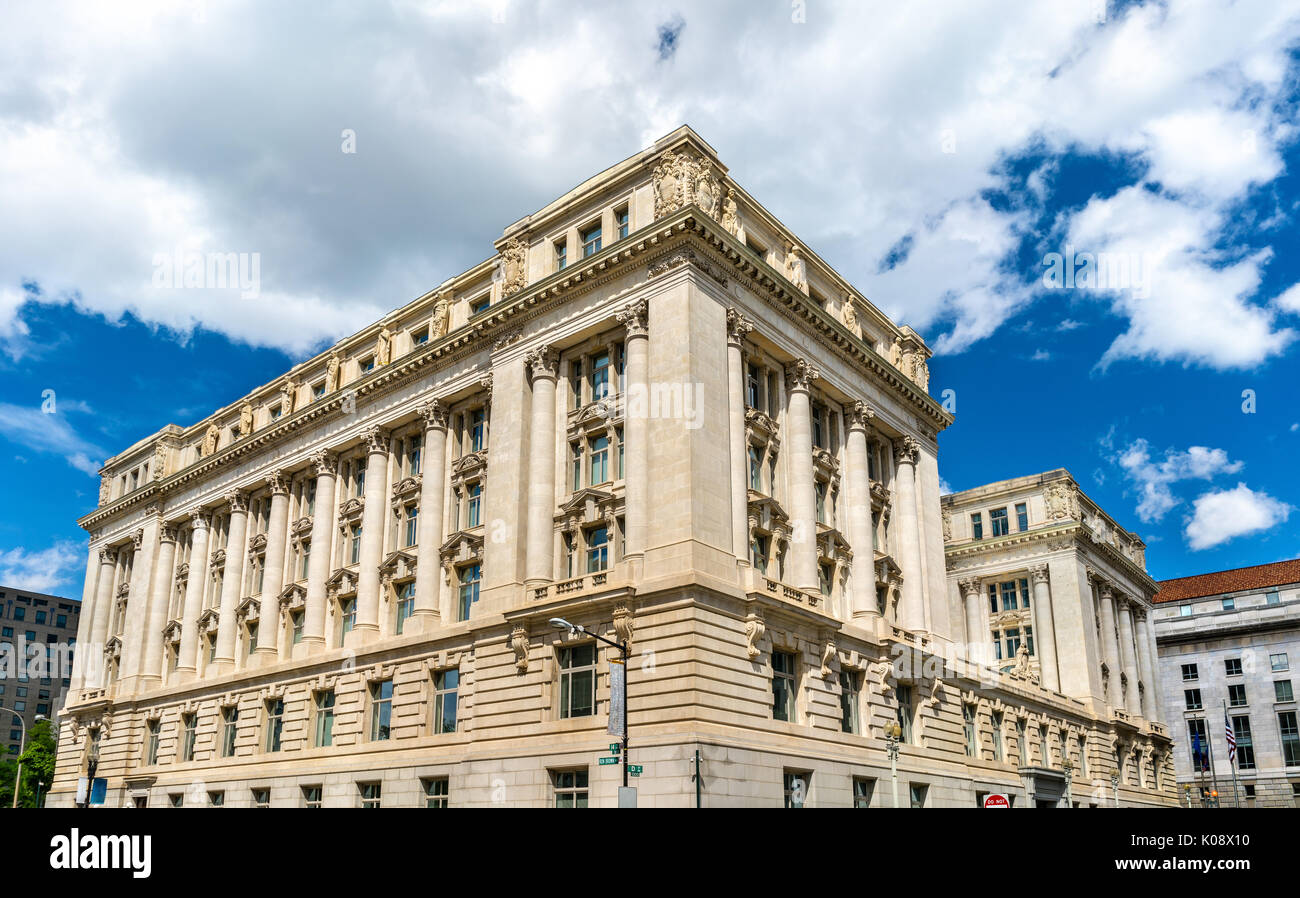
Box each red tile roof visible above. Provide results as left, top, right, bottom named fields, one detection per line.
left=1154, top=558, right=1300, bottom=604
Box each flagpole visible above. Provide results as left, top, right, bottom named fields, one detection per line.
left=1224, top=701, right=1240, bottom=809
left=1205, top=721, right=1220, bottom=807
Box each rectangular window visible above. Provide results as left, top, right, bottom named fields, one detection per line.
left=1225, top=657, right=1242, bottom=676
left=341, top=597, right=357, bottom=637
left=897, top=685, right=913, bottom=744
left=1266, top=588, right=1280, bottom=605
left=180, top=714, right=196, bottom=762
left=314, top=690, right=335, bottom=747
left=458, top=563, right=480, bottom=621
left=1228, top=684, right=1248, bottom=707
left=469, top=295, right=490, bottom=316
left=1222, top=597, right=1235, bottom=611
left=265, top=698, right=284, bottom=752
left=1015, top=502, right=1028, bottom=531
left=991, top=711, right=1004, bottom=762
left=616, top=206, right=629, bottom=240
left=839, top=670, right=860, bottom=734
left=369, top=680, right=393, bottom=741
left=467, top=483, right=482, bottom=527
left=1017, top=720, right=1028, bottom=766
left=852, top=777, right=874, bottom=808
left=404, top=505, right=419, bottom=547
left=433, top=669, right=459, bottom=734
left=302, top=786, right=323, bottom=808
left=591, top=352, right=610, bottom=400
left=145, top=719, right=160, bottom=765
left=751, top=534, right=769, bottom=574
left=359, top=782, right=382, bottom=809
left=1180, top=604, right=1193, bottom=617
left=1279, top=711, right=1300, bottom=766
left=350, top=524, right=363, bottom=565
left=1276, top=680, right=1294, bottom=703
left=395, top=582, right=415, bottom=635
left=252, top=788, right=270, bottom=808
left=783, top=771, right=810, bottom=808
left=470, top=409, right=486, bottom=452
left=1271, top=653, right=1290, bottom=672
left=990, top=507, right=1009, bottom=537
left=589, top=436, right=610, bottom=485
left=909, top=784, right=928, bottom=808
left=1233, top=716, right=1255, bottom=770
left=570, top=442, right=582, bottom=491
left=1181, top=663, right=1198, bottom=681
left=553, top=769, right=588, bottom=808
left=423, top=777, right=450, bottom=808
left=559, top=643, right=597, bottom=719
left=748, top=446, right=762, bottom=490
left=1000, top=581, right=1018, bottom=611
left=555, top=240, right=568, bottom=271
left=291, top=609, right=304, bottom=644
left=586, top=525, right=609, bottom=573
left=208, top=791, right=224, bottom=807
left=1185, top=689, right=1202, bottom=710
left=220, top=706, right=238, bottom=757
left=963, top=704, right=977, bottom=758
left=971, top=513, right=983, bottom=540
left=772, top=651, right=796, bottom=722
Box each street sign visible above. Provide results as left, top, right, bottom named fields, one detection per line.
left=983, top=793, right=1010, bottom=808
left=598, top=756, right=619, bottom=766
left=628, top=765, right=643, bottom=776
left=609, top=743, right=620, bottom=754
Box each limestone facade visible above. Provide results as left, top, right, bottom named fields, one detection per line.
left=52, top=127, right=1173, bottom=807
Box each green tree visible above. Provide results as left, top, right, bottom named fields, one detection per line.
left=0, top=720, right=58, bottom=808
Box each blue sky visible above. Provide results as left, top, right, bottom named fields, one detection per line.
left=2, top=0, right=1299, bottom=593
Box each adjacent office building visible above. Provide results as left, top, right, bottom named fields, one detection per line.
left=0, top=586, right=80, bottom=755
left=1153, top=559, right=1300, bottom=807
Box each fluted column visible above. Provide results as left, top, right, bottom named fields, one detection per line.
left=213, top=491, right=249, bottom=669
left=413, top=400, right=448, bottom=630
left=1141, top=609, right=1163, bottom=724
left=1117, top=597, right=1141, bottom=715
left=1134, top=607, right=1157, bottom=720
left=69, top=547, right=99, bottom=691
left=893, top=436, right=926, bottom=633
left=525, top=346, right=559, bottom=589
left=960, top=578, right=985, bottom=663
left=302, top=451, right=337, bottom=650
left=785, top=359, right=820, bottom=595
left=254, top=471, right=290, bottom=657
left=140, top=522, right=179, bottom=683
left=846, top=401, right=878, bottom=621
left=725, top=308, right=753, bottom=564
left=619, top=301, right=650, bottom=563
left=354, top=426, right=390, bottom=640
left=176, top=512, right=210, bottom=675
left=85, top=548, right=118, bottom=689
left=1097, top=582, right=1120, bottom=709
left=1028, top=564, right=1060, bottom=693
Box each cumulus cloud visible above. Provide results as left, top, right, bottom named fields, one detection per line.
left=1184, top=483, right=1291, bottom=550
left=1116, top=438, right=1243, bottom=523
left=0, top=0, right=1297, bottom=370
left=0, top=401, right=104, bottom=476
left=0, top=541, right=86, bottom=593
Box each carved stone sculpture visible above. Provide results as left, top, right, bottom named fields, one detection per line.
left=783, top=244, right=808, bottom=294
left=239, top=402, right=253, bottom=437
left=376, top=326, right=392, bottom=366
left=202, top=423, right=219, bottom=457
left=431, top=294, right=451, bottom=339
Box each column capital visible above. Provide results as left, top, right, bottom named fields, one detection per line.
left=362, top=425, right=389, bottom=454
left=131, top=527, right=145, bottom=549
left=846, top=400, right=876, bottom=432
left=725, top=307, right=753, bottom=345
left=1028, top=563, right=1050, bottom=585
left=958, top=577, right=982, bottom=598
left=97, top=546, right=116, bottom=565
left=190, top=510, right=211, bottom=530
left=267, top=469, right=290, bottom=496
left=526, top=345, right=559, bottom=379
left=893, top=435, right=920, bottom=466
left=311, top=449, right=338, bottom=476
left=419, top=398, right=448, bottom=431
left=159, top=522, right=180, bottom=543
left=1099, top=582, right=1116, bottom=602
left=617, top=299, right=650, bottom=339
left=224, top=489, right=249, bottom=513
left=784, top=358, right=819, bottom=392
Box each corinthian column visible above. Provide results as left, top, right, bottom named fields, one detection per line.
left=1028, top=564, right=1060, bottom=693
left=725, top=308, right=753, bottom=564
left=893, top=436, right=926, bottom=633
left=354, top=426, right=390, bottom=639
left=70, top=546, right=99, bottom=691
left=254, top=470, right=290, bottom=658
left=1097, top=581, right=1120, bottom=709
left=960, top=577, right=985, bottom=663
left=845, top=401, right=878, bottom=621
left=302, top=451, right=337, bottom=651
left=140, top=521, right=179, bottom=683
left=85, top=548, right=118, bottom=689
left=413, top=400, right=448, bottom=630
left=619, top=301, right=650, bottom=563
left=525, top=345, right=559, bottom=590
left=1116, top=596, right=1142, bottom=715
left=785, top=359, right=820, bottom=596
left=1141, top=609, right=1163, bottom=724
left=1134, top=607, right=1158, bottom=721
left=176, top=512, right=210, bottom=676
left=213, top=491, right=249, bottom=669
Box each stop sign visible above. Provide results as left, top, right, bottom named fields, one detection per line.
left=983, top=793, right=1010, bottom=808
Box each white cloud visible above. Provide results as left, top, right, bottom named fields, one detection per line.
left=1184, top=483, right=1291, bottom=550
left=0, top=541, right=85, bottom=593
left=1116, top=438, right=1243, bottom=522
left=0, top=0, right=1297, bottom=368
left=1030, top=348, right=1051, bottom=361
left=0, top=402, right=104, bottom=476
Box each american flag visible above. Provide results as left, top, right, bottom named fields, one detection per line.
left=1225, top=709, right=1237, bottom=764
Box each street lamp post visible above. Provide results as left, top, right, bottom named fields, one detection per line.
left=550, top=618, right=630, bottom=795
left=884, top=722, right=902, bottom=808
left=1062, top=759, right=1074, bottom=808
left=0, top=706, right=37, bottom=808
left=1110, top=772, right=1120, bottom=808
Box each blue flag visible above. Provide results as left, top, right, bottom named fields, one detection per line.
left=1191, top=732, right=1203, bottom=770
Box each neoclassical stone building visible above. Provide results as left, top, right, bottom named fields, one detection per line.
left=52, top=127, right=1172, bottom=807
left=942, top=471, right=1174, bottom=807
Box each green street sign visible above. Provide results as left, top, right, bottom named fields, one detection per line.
left=598, top=756, right=619, bottom=766
left=609, top=743, right=621, bottom=754
left=628, top=765, right=643, bottom=776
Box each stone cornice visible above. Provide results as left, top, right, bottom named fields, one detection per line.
left=80, top=206, right=951, bottom=532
